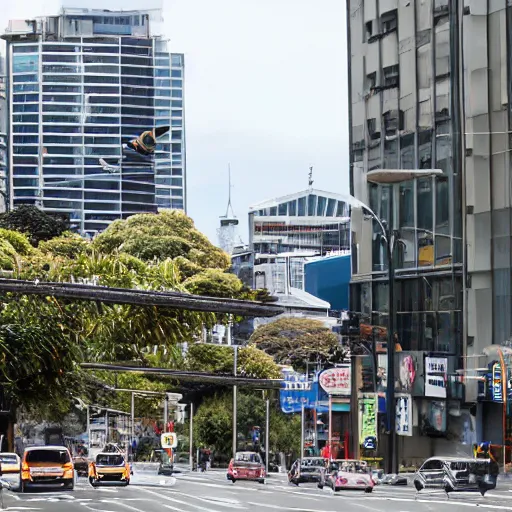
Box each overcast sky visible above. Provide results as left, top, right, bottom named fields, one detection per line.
left=1, top=0, right=349, bottom=244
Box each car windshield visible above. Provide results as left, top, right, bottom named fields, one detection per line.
left=26, top=449, right=70, bottom=464
left=332, top=461, right=368, bottom=473
left=96, top=454, right=124, bottom=466
left=302, top=459, right=324, bottom=467
left=0, top=455, right=17, bottom=464
left=236, top=453, right=261, bottom=463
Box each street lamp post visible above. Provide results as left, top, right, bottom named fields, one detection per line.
left=347, top=168, right=442, bottom=475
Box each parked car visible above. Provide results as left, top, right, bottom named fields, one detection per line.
left=154, top=449, right=174, bottom=476
left=88, top=452, right=130, bottom=487
left=0, top=453, right=20, bottom=489
left=382, top=473, right=408, bottom=486
left=318, top=459, right=374, bottom=493
left=20, top=446, right=74, bottom=492
left=227, top=451, right=265, bottom=484
left=288, top=457, right=325, bottom=485
left=413, top=457, right=498, bottom=496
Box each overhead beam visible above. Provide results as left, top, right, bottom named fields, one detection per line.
left=81, top=363, right=284, bottom=389
left=0, top=278, right=284, bottom=317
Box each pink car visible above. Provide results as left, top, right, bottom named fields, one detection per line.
left=318, top=459, right=374, bottom=493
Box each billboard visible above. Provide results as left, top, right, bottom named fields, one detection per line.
left=395, top=394, right=413, bottom=436
left=359, top=394, right=378, bottom=445
left=425, top=357, right=448, bottom=398
left=319, top=365, right=351, bottom=396
left=279, top=370, right=328, bottom=414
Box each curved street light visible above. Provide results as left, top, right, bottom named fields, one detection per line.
left=343, top=168, right=443, bottom=474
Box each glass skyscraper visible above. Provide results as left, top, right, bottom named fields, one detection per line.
left=2, top=8, right=186, bottom=235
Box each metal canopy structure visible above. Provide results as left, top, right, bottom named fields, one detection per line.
left=81, top=363, right=283, bottom=389
left=0, top=278, right=284, bottom=317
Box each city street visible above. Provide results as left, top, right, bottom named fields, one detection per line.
left=5, top=469, right=512, bottom=512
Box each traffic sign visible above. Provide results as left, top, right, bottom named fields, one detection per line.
left=161, top=432, right=178, bottom=449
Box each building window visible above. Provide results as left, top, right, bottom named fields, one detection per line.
left=383, top=65, right=399, bottom=88
left=298, top=196, right=306, bottom=216
left=366, top=72, right=376, bottom=90
left=381, top=9, right=397, bottom=34
left=365, top=21, right=373, bottom=39
left=367, top=118, right=379, bottom=140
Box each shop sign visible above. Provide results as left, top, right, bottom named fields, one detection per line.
left=425, top=357, right=448, bottom=398
left=395, top=394, right=413, bottom=436
left=491, top=362, right=503, bottom=402
left=359, top=394, right=377, bottom=445
left=161, top=432, right=178, bottom=449
left=280, top=370, right=328, bottom=414
left=319, top=366, right=351, bottom=396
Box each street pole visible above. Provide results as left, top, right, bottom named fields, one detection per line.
left=105, top=410, right=109, bottom=444
left=328, top=395, right=332, bottom=460
left=385, top=229, right=397, bottom=475
left=498, top=349, right=507, bottom=471
left=265, top=399, right=270, bottom=477
left=164, top=395, right=168, bottom=431
left=131, top=393, right=135, bottom=454
left=86, top=406, right=90, bottom=454
left=300, top=402, right=305, bottom=463
left=189, top=403, right=194, bottom=472
left=233, top=344, right=238, bottom=459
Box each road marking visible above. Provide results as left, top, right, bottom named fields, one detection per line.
left=138, top=487, right=224, bottom=512
left=247, top=502, right=338, bottom=512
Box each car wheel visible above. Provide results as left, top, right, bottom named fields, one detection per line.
left=65, top=479, right=74, bottom=491
left=365, top=487, right=373, bottom=493
left=334, top=487, right=340, bottom=492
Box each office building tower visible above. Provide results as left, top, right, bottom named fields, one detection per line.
left=0, top=57, right=6, bottom=212
left=347, top=0, right=512, bottom=460
left=2, top=8, right=186, bottom=235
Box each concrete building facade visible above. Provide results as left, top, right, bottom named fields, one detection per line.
left=346, top=0, right=512, bottom=463
left=2, top=8, right=186, bottom=235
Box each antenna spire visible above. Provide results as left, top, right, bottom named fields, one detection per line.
left=308, top=166, right=314, bottom=188
left=224, top=164, right=236, bottom=218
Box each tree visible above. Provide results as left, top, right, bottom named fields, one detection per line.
left=250, top=317, right=344, bottom=372
left=0, top=206, right=68, bottom=246
left=93, top=210, right=230, bottom=271
left=186, top=344, right=281, bottom=379
left=183, top=269, right=243, bottom=298
left=193, top=391, right=301, bottom=459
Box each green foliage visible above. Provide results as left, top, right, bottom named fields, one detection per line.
left=0, top=205, right=67, bottom=246
left=39, top=232, right=91, bottom=259
left=186, top=344, right=281, bottom=379
left=250, top=317, right=342, bottom=372
left=193, top=391, right=300, bottom=457
left=183, top=269, right=243, bottom=298
left=93, top=210, right=230, bottom=270
left=0, top=229, right=32, bottom=256
left=0, top=239, right=18, bottom=271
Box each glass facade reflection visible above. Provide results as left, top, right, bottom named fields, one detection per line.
left=3, top=9, right=186, bottom=235
left=347, top=1, right=463, bottom=356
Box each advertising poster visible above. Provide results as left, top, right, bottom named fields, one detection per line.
left=395, top=394, right=413, bottom=436
left=359, top=394, right=378, bottom=445
left=319, top=365, right=351, bottom=396
left=377, top=354, right=387, bottom=393
left=280, top=370, right=328, bottom=414
left=425, top=357, right=448, bottom=398
left=396, top=353, right=416, bottom=393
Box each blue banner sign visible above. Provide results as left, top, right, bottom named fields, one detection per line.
left=280, top=370, right=328, bottom=414
left=492, top=362, right=503, bottom=402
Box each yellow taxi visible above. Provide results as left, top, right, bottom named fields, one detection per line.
left=88, top=452, right=130, bottom=487
left=21, top=446, right=74, bottom=492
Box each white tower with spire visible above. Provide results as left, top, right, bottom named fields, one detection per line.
left=217, top=165, right=239, bottom=255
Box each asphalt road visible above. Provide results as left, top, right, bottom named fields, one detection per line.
left=4, top=469, right=512, bottom=512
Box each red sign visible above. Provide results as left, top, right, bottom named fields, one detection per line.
left=319, top=366, right=351, bottom=396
